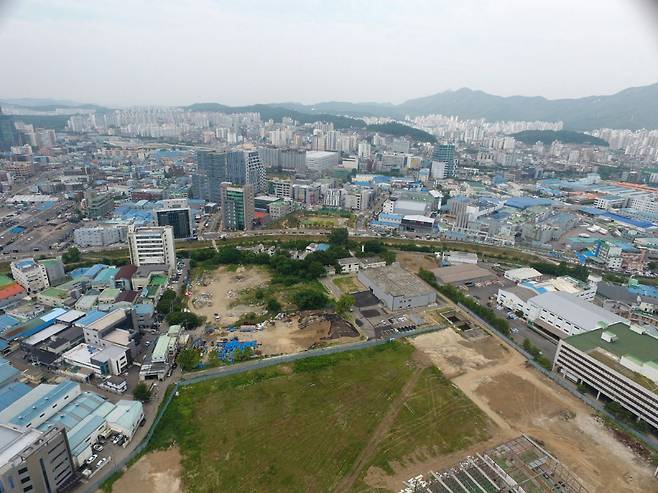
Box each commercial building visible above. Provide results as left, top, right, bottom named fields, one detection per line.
left=0, top=424, right=75, bottom=493
left=194, top=149, right=265, bottom=202
left=220, top=183, right=254, bottom=231
left=357, top=264, right=436, bottom=310
left=525, top=291, right=627, bottom=339
left=305, top=151, right=339, bottom=170
left=431, top=143, right=457, bottom=178
left=83, top=190, right=113, bottom=219
left=127, top=225, right=176, bottom=274
left=553, top=322, right=658, bottom=430
left=73, top=226, right=125, bottom=248
left=10, top=258, right=49, bottom=294
left=155, top=207, right=194, bottom=239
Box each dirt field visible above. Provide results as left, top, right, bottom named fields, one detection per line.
left=412, top=328, right=658, bottom=493
left=396, top=251, right=438, bottom=272
left=206, top=312, right=360, bottom=356
left=189, top=266, right=270, bottom=325
left=110, top=447, right=181, bottom=493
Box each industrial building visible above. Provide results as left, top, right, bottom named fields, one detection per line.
left=525, top=291, right=627, bottom=339
left=357, top=264, right=436, bottom=310
left=504, top=267, right=543, bottom=283
left=0, top=423, right=75, bottom=493
left=431, top=264, right=495, bottom=285
left=553, top=322, right=658, bottom=430
left=10, top=258, right=50, bottom=294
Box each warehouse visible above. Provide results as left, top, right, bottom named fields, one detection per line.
left=357, top=264, right=436, bottom=310
left=553, top=322, right=658, bottom=430
left=431, top=263, right=495, bottom=285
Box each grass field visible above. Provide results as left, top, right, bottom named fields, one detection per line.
left=332, top=275, right=363, bottom=294
left=147, top=342, right=490, bottom=493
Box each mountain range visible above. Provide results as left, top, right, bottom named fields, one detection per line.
left=4, top=82, right=658, bottom=130
left=274, top=83, right=658, bottom=131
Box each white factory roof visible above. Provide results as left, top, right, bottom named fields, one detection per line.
left=23, top=323, right=68, bottom=347
left=395, top=200, right=427, bottom=213
left=528, top=291, right=627, bottom=331
left=402, top=214, right=435, bottom=224
left=505, top=267, right=542, bottom=281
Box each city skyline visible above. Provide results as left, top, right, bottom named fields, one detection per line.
left=1, top=0, right=657, bottom=106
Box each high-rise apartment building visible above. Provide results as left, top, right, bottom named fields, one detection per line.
left=127, top=225, right=176, bottom=273
left=220, top=183, right=254, bottom=231
left=0, top=423, right=75, bottom=493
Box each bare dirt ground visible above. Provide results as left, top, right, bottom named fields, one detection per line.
left=396, top=251, right=438, bottom=272
left=190, top=266, right=270, bottom=325
left=411, top=328, right=658, bottom=493
left=207, top=313, right=360, bottom=356
left=110, top=447, right=182, bottom=493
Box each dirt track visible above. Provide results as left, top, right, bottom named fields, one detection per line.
left=412, top=328, right=658, bottom=493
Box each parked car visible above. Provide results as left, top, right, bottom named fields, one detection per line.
left=96, top=457, right=109, bottom=468
left=112, top=434, right=123, bottom=445
left=85, top=454, right=97, bottom=465
left=92, top=444, right=104, bottom=452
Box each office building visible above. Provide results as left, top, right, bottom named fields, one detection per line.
left=83, top=190, right=113, bottom=219
left=10, top=259, right=49, bottom=294
left=431, top=144, right=457, bottom=178
left=357, top=264, right=436, bottom=310
left=0, top=423, right=75, bottom=493
left=127, top=225, right=176, bottom=274
left=155, top=208, right=194, bottom=239
left=194, top=150, right=265, bottom=202
left=0, top=109, right=19, bottom=151
left=220, top=183, right=254, bottom=231
left=553, top=322, right=658, bottom=430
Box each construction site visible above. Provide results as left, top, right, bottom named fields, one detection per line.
left=402, top=436, right=589, bottom=493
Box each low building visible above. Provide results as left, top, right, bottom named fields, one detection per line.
left=337, top=257, right=360, bottom=274
left=440, top=251, right=478, bottom=265
left=553, top=322, right=658, bottom=430
left=432, top=264, right=495, bottom=285
left=10, top=258, right=49, bottom=293
left=139, top=332, right=179, bottom=381
left=61, top=343, right=129, bottom=376
left=357, top=264, right=436, bottom=310
left=504, top=267, right=543, bottom=283
left=525, top=291, right=627, bottom=339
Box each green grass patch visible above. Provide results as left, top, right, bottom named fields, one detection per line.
left=365, top=366, right=490, bottom=475
left=333, top=275, right=362, bottom=294
left=148, top=343, right=417, bottom=492
left=147, top=343, right=491, bottom=492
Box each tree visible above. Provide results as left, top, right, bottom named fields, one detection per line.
left=177, top=348, right=201, bottom=371
left=293, top=288, right=329, bottom=310
left=62, top=247, right=81, bottom=264
left=156, top=289, right=181, bottom=315
left=328, top=227, right=348, bottom=247
left=133, top=382, right=152, bottom=403
left=266, top=298, right=282, bottom=313
left=336, top=294, right=355, bottom=316
left=165, top=311, right=204, bottom=329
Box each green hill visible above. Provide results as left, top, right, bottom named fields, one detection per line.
left=511, top=130, right=608, bottom=146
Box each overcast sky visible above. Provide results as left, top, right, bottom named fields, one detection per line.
left=1, top=0, right=657, bottom=107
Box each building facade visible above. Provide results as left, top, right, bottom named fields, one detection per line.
left=127, top=225, right=176, bottom=273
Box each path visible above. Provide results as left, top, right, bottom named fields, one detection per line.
left=335, top=362, right=426, bottom=493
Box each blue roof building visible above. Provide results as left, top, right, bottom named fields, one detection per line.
left=0, top=382, right=31, bottom=411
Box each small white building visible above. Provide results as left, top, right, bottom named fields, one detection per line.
left=337, top=257, right=360, bottom=274
left=10, top=258, right=49, bottom=293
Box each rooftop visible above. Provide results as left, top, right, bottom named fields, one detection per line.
left=432, top=264, right=494, bottom=284
left=530, top=292, right=626, bottom=331
left=359, top=264, right=434, bottom=298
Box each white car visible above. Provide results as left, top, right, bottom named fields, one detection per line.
left=112, top=434, right=123, bottom=444
left=96, top=457, right=109, bottom=468
left=93, top=444, right=104, bottom=452
left=85, top=454, right=98, bottom=465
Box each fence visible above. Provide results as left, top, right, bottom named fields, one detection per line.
left=82, top=323, right=444, bottom=492
left=459, top=303, right=658, bottom=453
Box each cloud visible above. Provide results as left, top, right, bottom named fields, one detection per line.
left=0, top=0, right=656, bottom=106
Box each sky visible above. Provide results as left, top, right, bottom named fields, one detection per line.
left=0, top=0, right=657, bottom=107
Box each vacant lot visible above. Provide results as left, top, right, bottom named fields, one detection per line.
left=396, top=251, right=438, bottom=272
left=189, top=266, right=270, bottom=324
left=110, top=448, right=181, bottom=493
left=413, top=327, right=658, bottom=493
left=332, top=274, right=365, bottom=294
left=139, top=342, right=489, bottom=493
